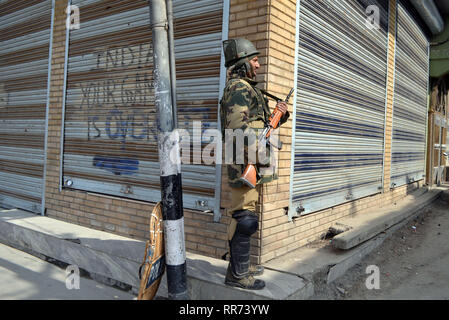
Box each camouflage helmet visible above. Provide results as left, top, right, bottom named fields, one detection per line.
left=223, top=38, right=260, bottom=68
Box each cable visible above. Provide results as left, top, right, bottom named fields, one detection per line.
left=430, top=37, right=449, bottom=46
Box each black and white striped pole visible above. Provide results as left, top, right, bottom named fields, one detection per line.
left=149, top=0, right=188, bottom=300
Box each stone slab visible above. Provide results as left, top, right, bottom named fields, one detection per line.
left=331, top=189, right=441, bottom=250
left=2, top=186, right=445, bottom=300
left=0, top=208, right=311, bottom=300
left=0, top=210, right=142, bottom=290
left=185, top=252, right=312, bottom=300
left=0, top=243, right=136, bottom=300
left=265, top=186, right=446, bottom=286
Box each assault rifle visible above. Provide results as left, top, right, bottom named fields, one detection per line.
left=239, top=88, right=294, bottom=188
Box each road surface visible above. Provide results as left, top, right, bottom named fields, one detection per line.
left=0, top=242, right=136, bottom=300
left=311, top=195, right=449, bottom=300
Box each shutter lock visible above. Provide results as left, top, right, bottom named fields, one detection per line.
left=296, top=204, right=305, bottom=215
left=196, top=200, right=208, bottom=208
left=121, top=185, right=133, bottom=195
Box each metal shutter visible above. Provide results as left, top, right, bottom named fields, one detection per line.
left=289, top=0, right=389, bottom=218
left=390, top=2, right=429, bottom=188
left=62, top=0, right=224, bottom=216
left=0, top=0, right=52, bottom=213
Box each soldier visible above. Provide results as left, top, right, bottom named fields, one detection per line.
left=220, top=38, right=289, bottom=290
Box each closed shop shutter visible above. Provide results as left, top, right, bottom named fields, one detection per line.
left=0, top=0, right=52, bottom=213
left=62, top=0, right=224, bottom=214
left=289, top=0, right=389, bottom=218
left=390, top=2, right=429, bottom=188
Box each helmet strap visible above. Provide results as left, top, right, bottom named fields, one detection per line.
left=232, top=58, right=255, bottom=79
left=245, top=60, right=256, bottom=79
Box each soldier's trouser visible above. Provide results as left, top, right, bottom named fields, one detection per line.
left=227, top=185, right=260, bottom=279
left=229, top=184, right=259, bottom=213
left=229, top=210, right=258, bottom=278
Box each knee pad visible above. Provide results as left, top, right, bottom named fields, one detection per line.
left=233, top=210, right=258, bottom=236
left=228, top=210, right=258, bottom=278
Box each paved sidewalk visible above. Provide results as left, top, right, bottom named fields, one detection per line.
left=0, top=242, right=136, bottom=300
left=0, top=186, right=446, bottom=300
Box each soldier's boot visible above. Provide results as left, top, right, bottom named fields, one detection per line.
left=249, top=264, right=264, bottom=276
left=225, top=210, right=265, bottom=290
left=225, top=264, right=265, bottom=290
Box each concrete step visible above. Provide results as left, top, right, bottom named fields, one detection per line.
left=330, top=188, right=442, bottom=250
left=0, top=208, right=312, bottom=300
left=1, top=186, right=446, bottom=300
left=265, top=186, right=447, bottom=285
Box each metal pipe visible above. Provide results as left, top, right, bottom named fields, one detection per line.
left=166, top=0, right=177, bottom=129
left=424, top=44, right=431, bottom=185
left=288, top=0, right=301, bottom=220
left=438, top=125, right=443, bottom=185
left=409, top=0, right=444, bottom=35
left=148, top=0, right=188, bottom=300
left=214, top=0, right=230, bottom=223
left=60, top=0, right=71, bottom=192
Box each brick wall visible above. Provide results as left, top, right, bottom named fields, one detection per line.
left=382, top=0, right=397, bottom=192
left=218, top=0, right=424, bottom=264
left=220, top=0, right=272, bottom=263
left=44, top=0, right=228, bottom=260
left=44, top=0, right=427, bottom=266
left=257, top=0, right=424, bottom=263
left=220, top=0, right=270, bottom=212
left=258, top=0, right=297, bottom=263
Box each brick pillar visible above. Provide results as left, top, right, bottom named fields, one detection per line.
left=221, top=0, right=270, bottom=213
left=220, top=0, right=271, bottom=264
left=44, top=0, right=67, bottom=216
left=259, top=0, right=297, bottom=262
left=221, top=0, right=296, bottom=264
left=382, top=0, right=398, bottom=192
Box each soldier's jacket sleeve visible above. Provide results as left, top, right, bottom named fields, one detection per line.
left=221, top=80, right=267, bottom=167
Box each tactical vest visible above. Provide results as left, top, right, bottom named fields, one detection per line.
left=220, top=77, right=279, bottom=187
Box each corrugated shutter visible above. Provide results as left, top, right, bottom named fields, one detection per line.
left=390, top=2, right=429, bottom=188
left=289, top=0, right=389, bottom=218
left=0, top=0, right=52, bottom=213
left=62, top=0, right=224, bottom=213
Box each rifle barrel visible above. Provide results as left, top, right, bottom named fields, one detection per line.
left=285, top=88, right=294, bottom=102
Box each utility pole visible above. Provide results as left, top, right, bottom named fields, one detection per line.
left=149, top=0, right=188, bottom=300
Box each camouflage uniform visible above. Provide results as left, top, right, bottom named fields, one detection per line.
left=220, top=72, right=289, bottom=289
left=220, top=73, right=289, bottom=210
